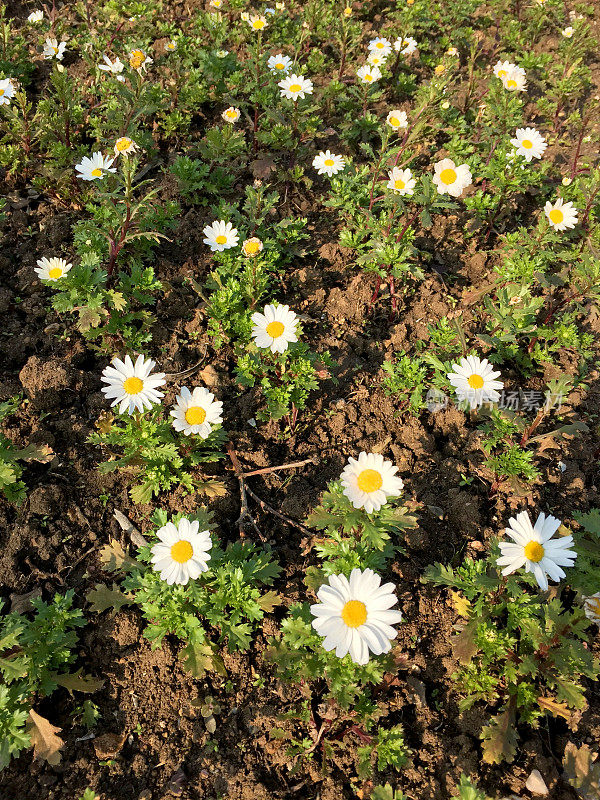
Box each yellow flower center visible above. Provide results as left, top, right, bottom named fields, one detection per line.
left=376, top=42, right=384, bottom=49
left=498, top=69, right=507, bottom=78
left=524, top=541, right=545, bottom=563
left=226, top=110, right=237, bottom=118
left=185, top=406, right=207, bottom=425
left=48, top=267, right=63, bottom=279
left=123, top=376, right=144, bottom=394
left=506, top=79, right=517, bottom=89
left=324, top=158, right=335, bottom=166
left=440, top=167, right=457, bottom=185
left=275, top=62, right=285, bottom=69
left=394, top=178, right=405, bottom=191
left=129, top=50, right=145, bottom=69
left=435, top=65, right=446, bottom=75
left=171, top=539, right=193, bottom=563
left=253, top=19, right=265, bottom=28
left=357, top=468, right=383, bottom=493
left=289, top=83, right=302, bottom=92
left=364, top=74, right=373, bottom=81
left=91, top=167, right=103, bottom=177
left=215, top=235, right=228, bottom=244
left=389, top=116, right=400, bottom=126
left=53, top=46, right=59, bottom=53
left=467, top=373, right=484, bottom=389
left=244, top=240, right=261, bottom=254
left=266, top=320, right=285, bottom=338
left=341, top=600, right=367, bottom=628
left=549, top=209, right=564, bottom=224
left=521, top=139, right=533, bottom=149
left=116, top=138, right=131, bottom=152
left=0, top=89, right=4, bottom=96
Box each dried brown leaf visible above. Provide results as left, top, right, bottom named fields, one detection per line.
left=26, top=709, right=63, bottom=765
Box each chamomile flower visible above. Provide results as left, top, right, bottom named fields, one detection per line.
left=34, top=257, right=72, bottom=282
left=544, top=198, right=578, bottom=231
left=27, top=9, right=44, bottom=23
left=222, top=106, right=241, bottom=123
left=497, top=511, right=577, bottom=591
left=100, top=354, right=166, bottom=415
left=432, top=158, right=472, bottom=197
left=242, top=237, right=264, bottom=257
left=386, top=109, right=408, bottom=130
left=170, top=386, right=223, bottom=438
left=310, top=568, right=403, bottom=665
left=278, top=73, right=313, bottom=100
left=510, top=127, right=547, bottom=162
left=43, top=38, right=66, bottom=60
left=312, top=150, right=346, bottom=177
left=129, top=48, right=153, bottom=72
left=98, top=55, right=125, bottom=80
left=562, top=26, right=575, bottom=37
left=0, top=78, right=15, bottom=106
left=368, top=37, right=392, bottom=57
left=211, top=0, right=223, bottom=7
left=343, top=5, right=352, bottom=15
left=357, top=64, right=382, bottom=84
left=386, top=166, right=416, bottom=196
left=251, top=303, right=298, bottom=353
left=165, top=40, right=177, bottom=52
left=75, top=152, right=116, bottom=181
left=150, top=518, right=212, bottom=586
left=501, top=67, right=527, bottom=92
left=114, top=136, right=139, bottom=156
left=340, top=452, right=404, bottom=514
left=446, top=46, right=459, bottom=56
left=267, top=53, right=292, bottom=73
left=583, top=593, right=600, bottom=624
left=367, top=52, right=387, bottom=68
left=203, top=220, right=239, bottom=251
left=447, top=355, right=503, bottom=409
left=248, top=14, right=268, bottom=30
left=394, top=36, right=418, bottom=55
left=492, top=59, right=517, bottom=79
left=241, top=11, right=250, bottom=21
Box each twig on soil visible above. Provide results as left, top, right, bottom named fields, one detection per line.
left=226, top=443, right=315, bottom=540
left=162, top=355, right=208, bottom=380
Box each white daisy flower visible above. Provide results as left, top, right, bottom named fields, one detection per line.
left=216, top=49, right=229, bottom=58
left=368, top=37, right=392, bottom=56
left=312, top=150, right=346, bottom=177
left=446, top=46, right=458, bottom=56
left=27, top=10, right=44, bottom=23
left=501, top=67, right=527, bottom=92
left=211, top=0, right=223, bottom=7
left=432, top=158, right=472, bottom=197
left=114, top=136, right=139, bottom=156
left=248, top=14, right=268, bottom=30
left=165, top=40, right=177, bottom=52
left=357, top=64, right=382, bottom=84
left=562, top=26, right=574, bottom=37
left=0, top=78, right=16, bottom=106
left=251, top=304, right=298, bottom=354
left=43, top=38, right=66, bottom=60
left=267, top=53, right=292, bottom=73
left=75, top=152, right=116, bottom=181
left=100, top=356, right=165, bottom=414
left=447, top=355, right=503, bottom=410
left=170, top=386, right=223, bottom=438
left=367, top=52, right=387, bottom=67
left=544, top=198, right=578, bottom=231
left=583, top=592, right=600, bottom=623
left=386, top=109, right=408, bottom=130
left=203, top=220, right=239, bottom=251
left=100, top=354, right=166, bottom=415
left=241, top=11, right=250, bottom=20
left=242, top=237, right=264, bottom=257
left=129, top=49, right=153, bottom=72
left=98, top=55, right=125, bottom=81
left=510, top=127, right=547, bottom=162
left=278, top=73, right=313, bottom=100
left=222, top=106, right=241, bottom=123
left=492, top=59, right=518, bottom=79
left=150, top=518, right=212, bottom=586
left=387, top=166, right=415, bottom=196
left=310, top=568, right=403, bottom=665
left=34, top=256, right=73, bottom=282
left=394, top=36, right=418, bottom=55
left=340, top=452, right=404, bottom=514
left=497, top=511, right=577, bottom=591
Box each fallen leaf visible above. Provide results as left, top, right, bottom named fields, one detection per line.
left=99, top=538, right=141, bottom=573
left=481, top=703, right=518, bottom=765
left=563, top=741, right=600, bottom=799
left=250, top=156, right=276, bottom=180
left=9, top=588, right=42, bottom=614
left=453, top=622, right=477, bottom=665
left=93, top=731, right=126, bottom=759
left=26, top=709, right=64, bottom=765
left=258, top=591, right=282, bottom=613
left=195, top=478, right=227, bottom=498
left=451, top=590, right=471, bottom=618
left=54, top=669, right=104, bottom=695
left=86, top=583, right=132, bottom=614
left=537, top=695, right=571, bottom=722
